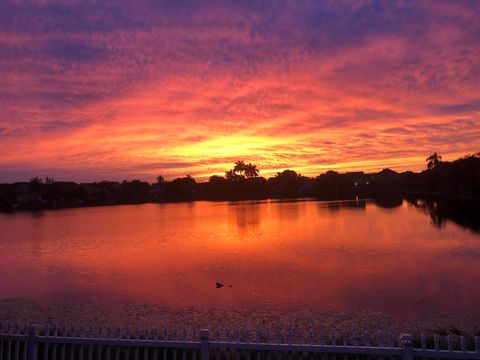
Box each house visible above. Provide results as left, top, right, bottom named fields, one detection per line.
left=150, top=183, right=166, bottom=201
left=11, top=182, right=35, bottom=204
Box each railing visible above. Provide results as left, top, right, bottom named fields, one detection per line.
left=0, top=322, right=479, bottom=360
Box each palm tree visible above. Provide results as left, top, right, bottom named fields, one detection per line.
left=29, top=177, right=43, bottom=199
left=426, top=153, right=442, bottom=169
left=225, top=169, right=238, bottom=181
left=30, top=176, right=42, bottom=184
left=243, top=163, right=259, bottom=178
left=233, top=160, right=246, bottom=175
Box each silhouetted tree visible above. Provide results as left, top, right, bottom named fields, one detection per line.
left=463, top=152, right=480, bottom=159
left=209, top=175, right=225, bottom=182
left=269, top=170, right=302, bottom=197
left=243, top=163, right=259, bottom=178
left=229, top=161, right=259, bottom=179
left=426, top=153, right=442, bottom=169
left=121, top=180, right=151, bottom=201
left=225, top=169, right=243, bottom=181
left=169, top=175, right=197, bottom=199
left=30, top=177, right=43, bottom=185
left=29, top=177, right=43, bottom=199
left=241, top=176, right=269, bottom=198
left=204, top=175, right=229, bottom=199
left=314, top=170, right=356, bottom=199
left=225, top=169, right=235, bottom=181
left=2, top=152, right=480, bottom=212
left=233, top=161, right=246, bottom=175
left=156, top=175, right=165, bottom=183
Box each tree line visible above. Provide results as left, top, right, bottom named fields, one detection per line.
left=1, top=152, right=479, bottom=210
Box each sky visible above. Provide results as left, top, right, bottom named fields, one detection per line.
left=0, top=0, right=479, bottom=183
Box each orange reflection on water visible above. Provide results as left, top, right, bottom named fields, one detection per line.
left=0, top=200, right=479, bottom=320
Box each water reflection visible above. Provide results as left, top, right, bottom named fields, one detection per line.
left=229, top=201, right=261, bottom=234
left=322, top=199, right=367, bottom=211
left=406, top=197, right=480, bottom=233
left=0, top=200, right=479, bottom=320
left=373, top=196, right=403, bottom=208
left=276, top=200, right=301, bottom=222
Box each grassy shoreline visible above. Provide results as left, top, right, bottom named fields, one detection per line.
left=1, top=299, right=479, bottom=338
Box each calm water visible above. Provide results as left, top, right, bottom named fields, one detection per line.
left=1, top=199, right=479, bottom=320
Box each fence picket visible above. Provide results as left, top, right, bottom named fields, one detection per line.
left=172, top=329, right=178, bottom=360
left=125, top=327, right=131, bottom=360
left=308, top=331, right=313, bottom=346
left=319, top=331, right=325, bottom=346
left=44, top=325, right=50, bottom=360
left=378, top=331, right=384, bottom=348
left=14, top=323, right=19, bottom=360
left=70, top=326, right=76, bottom=360
left=87, top=327, right=93, bottom=360
left=134, top=328, right=140, bottom=360
left=162, top=329, right=167, bottom=360
left=104, top=327, right=111, bottom=360
left=52, top=327, right=58, bottom=360
left=266, top=331, right=271, bottom=360
left=182, top=329, right=187, bottom=360
left=114, top=328, right=120, bottom=360
left=151, top=329, right=159, bottom=360
left=387, top=332, right=393, bottom=348
left=0, top=321, right=3, bottom=360
left=6, top=323, right=12, bottom=360
left=225, top=330, right=230, bottom=360
left=79, top=326, right=85, bottom=360
left=256, top=330, right=261, bottom=360
left=215, top=329, right=220, bottom=360
left=353, top=332, right=359, bottom=360
left=60, top=324, right=67, bottom=360
left=144, top=329, right=149, bottom=360
left=97, top=326, right=104, bottom=360
left=22, top=323, right=28, bottom=360
left=364, top=331, right=370, bottom=347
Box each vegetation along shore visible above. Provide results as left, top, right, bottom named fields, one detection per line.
left=1, top=152, right=479, bottom=211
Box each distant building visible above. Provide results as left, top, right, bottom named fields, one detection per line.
left=345, top=171, right=369, bottom=186
left=79, top=181, right=122, bottom=203
left=11, top=182, right=35, bottom=204
left=151, top=183, right=166, bottom=201
left=52, top=181, right=83, bottom=194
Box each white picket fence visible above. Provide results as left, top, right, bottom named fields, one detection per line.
left=0, top=322, right=479, bottom=360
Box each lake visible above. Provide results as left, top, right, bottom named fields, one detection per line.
left=1, top=198, right=479, bottom=321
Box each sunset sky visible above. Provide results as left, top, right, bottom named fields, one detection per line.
left=1, top=0, right=479, bottom=182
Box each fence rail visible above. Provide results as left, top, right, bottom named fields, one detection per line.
left=0, top=322, right=479, bottom=360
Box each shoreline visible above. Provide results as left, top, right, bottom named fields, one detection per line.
left=2, top=192, right=479, bottom=214
left=1, top=299, right=479, bottom=337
